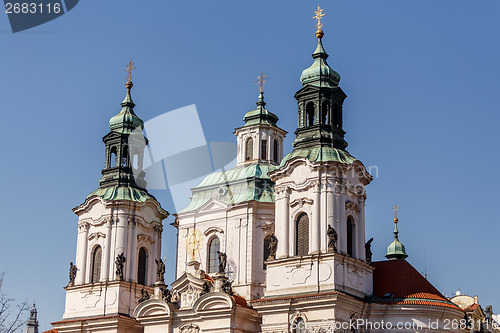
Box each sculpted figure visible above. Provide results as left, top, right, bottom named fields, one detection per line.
left=222, top=279, right=233, bottom=295
left=200, top=281, right=211, bottom=295
left=155, top=258, right=165, bottom=282
left=161, top=287, right=172, bottom=302
left=138, top=288, right=150, bottom=303
left=327, top=225, right=338, bottom=253
left=68, top=262, right=77, bottom=286
left=365, top=238, right=374, bottom=264
left=268, top=234, right=277, bottom=260
left=217, top=251, right=227, bottom=274
left=115, top=253, right=126, bottom=280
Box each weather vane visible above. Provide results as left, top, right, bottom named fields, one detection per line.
left=255, top=72, right=268, bottom=93
left=313, top=5, right=325, bottom=30
left=125, top=58, right=135, bottom=82
left=393, top=204, right=399, bottom=219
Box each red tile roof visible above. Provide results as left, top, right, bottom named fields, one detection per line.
left=204, top=274, right=214, bottom=282
left=372, top=260, right=461, bottom=311
left=232, top=294, right=249, bottom=308
left=465, top=303, right=480, bottom=312
left=42, top=330, right=57, bottom=333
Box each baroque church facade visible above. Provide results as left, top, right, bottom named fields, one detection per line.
left=50, top=10, right=468, bottom=333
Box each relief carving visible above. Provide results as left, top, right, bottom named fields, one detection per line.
left=137, top=234, right=155, bottom=244
left=87, top=232, right=106, bottom=241
left=290, top=197, right=314, bottom=208
left=345, top=201, right=360, bottom=214
left=179, top=324, right=200, bottom=333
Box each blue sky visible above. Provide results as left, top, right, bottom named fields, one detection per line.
left=0, top=1, right=499, bottom=330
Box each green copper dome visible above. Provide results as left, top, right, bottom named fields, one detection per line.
left=242, top=92, right=279, bottom=127
left=109, top=84, right=144, bottom=134
left=385, top=218, right=409, bottom=260
left=280, top=145, right=356, bottom=167
left=299, top=39, right=340, bottom=88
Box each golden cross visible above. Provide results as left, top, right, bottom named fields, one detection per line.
left=313, top=5, right=325, bottom=30
left=393, top=204, right=399, bottom=218
left=255, top=72, right=268, bottom=93
left=125, top=58, right=136, bottom=82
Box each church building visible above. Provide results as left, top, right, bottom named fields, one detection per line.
left=50, top=7, right=468, bottom=333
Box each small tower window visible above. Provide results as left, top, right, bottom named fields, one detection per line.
left=261, top=139, right=267, bottom=160
left=91, top=246, right=102, bottom=283
left=121, top=147, right=128, bottom=167
left=109, top=147, right=117, bottom=168
left=333, top=104, right=341, bottom=128
left=245, top=138, right=253, bottom=161
left=292, top=317, right=306, bottom=333
left=321, top=101, right=329, bottom=125
left=306, top=102, right=315, bottom=126
left=137, top=247, right=147, bottom=285
left=273, top=139, right=279, bottom=163
left=296, top=213, right=309, bottom=256
left=347, top=216, right=355, bottom=257
left=208, top=237, right=220, bottom=273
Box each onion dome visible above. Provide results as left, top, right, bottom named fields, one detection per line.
left=109, top=80, right=144, bottom=134
left=385, top=216, right=408, bottom=260
left=242, top=91, right=279, bottom=127
left=299, top=33, right=340, bottom=88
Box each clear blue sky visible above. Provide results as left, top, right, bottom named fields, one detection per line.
left=0, top=1, right=498, bottom=330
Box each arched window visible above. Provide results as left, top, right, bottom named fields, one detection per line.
left=321, top=101, right=329, bottom=125
left=347, top=216, right=355, bottom=257
left=137, top=247, right=147, bottom=285
left=245, top=138, right=253, bottom=161
left=263, top=235, right=271, bottom=269
left=292, top=317, right=306, bottom=333
left=109, top=147, right=117, bottom=168
left=121, top=146, right=128, bottom=167
left=306, top=102, right=315, bottom=126
left=261, top=139, right=267, bottom=160
left=91, top=246, right=102, bottom=283
left=273, top=139, right=279, bottom=163
left=207, top=237, right=220, bottom=273
left=296, top=213, right=309, bottom=256
left=333, top=104, right=340, bottom=128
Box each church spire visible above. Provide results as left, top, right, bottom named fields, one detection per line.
left=25, top=302, right=39, bottom=333
left=385, top=204, right=408, bottom=260
left=283, top=5, right=350, bottom=163
left=242, top=73, right=278, bottom=127
left=90, top=60, right=151, bottom=198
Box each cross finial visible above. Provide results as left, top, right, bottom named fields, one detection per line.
left=125, top=58, right=136, bottom=83
left=313, top=5, right=325, bottom=30
left=393, top=204, right=399, bottom=219
left=255, top=72, right=268, bottom=93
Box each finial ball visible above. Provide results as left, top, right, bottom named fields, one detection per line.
left=393, top=217, right=399, bottom=224
left=125, top=81, right=133, bottom=90
left=315, top=28, right=324, bottom=39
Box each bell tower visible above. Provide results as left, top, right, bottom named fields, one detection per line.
left=55, top=63, right=169, bottom=332
left=263, top=8, right=374, bottom=299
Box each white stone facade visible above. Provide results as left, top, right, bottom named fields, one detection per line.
left=62, top=196, right=167, bottom=319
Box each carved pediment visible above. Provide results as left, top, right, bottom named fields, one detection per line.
left=290, top=197, right=314, bottom=208
left=137, top=234, right=154, bottom=244
left=87, top=232, right=106, bottom=241
left=169, top=271, right=207, bottom=310
left=196, top=198, right=229, bottom=214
